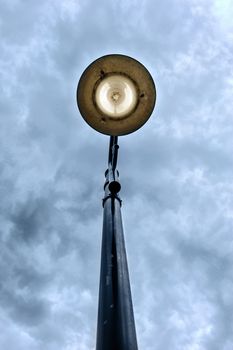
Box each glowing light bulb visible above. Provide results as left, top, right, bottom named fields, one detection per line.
left=95, top=74, right=138, bottom=118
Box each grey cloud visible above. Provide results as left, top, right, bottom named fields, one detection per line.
left=10, top=196, right=51, bottom=243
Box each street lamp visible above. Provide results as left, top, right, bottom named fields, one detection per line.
left=77, top=54, right=156, bottom=350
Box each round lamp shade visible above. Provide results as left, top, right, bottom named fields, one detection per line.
left=77, top=54, right=156, bottom=136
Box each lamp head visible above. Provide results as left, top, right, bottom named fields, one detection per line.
left=77, top=54, right=156, bottom=136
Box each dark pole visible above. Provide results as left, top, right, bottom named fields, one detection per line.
left=96, top=136, right=138, bottom=350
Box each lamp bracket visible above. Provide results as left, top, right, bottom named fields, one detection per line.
left=104, top=136, right=121, bottom=194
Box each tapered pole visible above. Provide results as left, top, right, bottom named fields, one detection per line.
left=96, top=136, right=138, bottom=350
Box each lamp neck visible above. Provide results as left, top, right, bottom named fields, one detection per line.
left=103, top=136, right=121, bottom=201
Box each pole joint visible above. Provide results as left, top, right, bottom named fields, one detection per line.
left=102, top=192, right=122, bottom=207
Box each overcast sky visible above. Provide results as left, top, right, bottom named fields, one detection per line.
left=1, top=0, right=233, bottom=349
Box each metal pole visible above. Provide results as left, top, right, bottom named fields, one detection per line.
left=96, top=136, right=138, bottom=350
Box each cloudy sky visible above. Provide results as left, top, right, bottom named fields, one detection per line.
left=1, top=0, right=233, bottom=349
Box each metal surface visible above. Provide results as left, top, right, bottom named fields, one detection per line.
left=96, top=136, right=138, bottom=350
left=77, top=54, right=156, bottom=136
left=106, top=136, right=121, bottom=194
